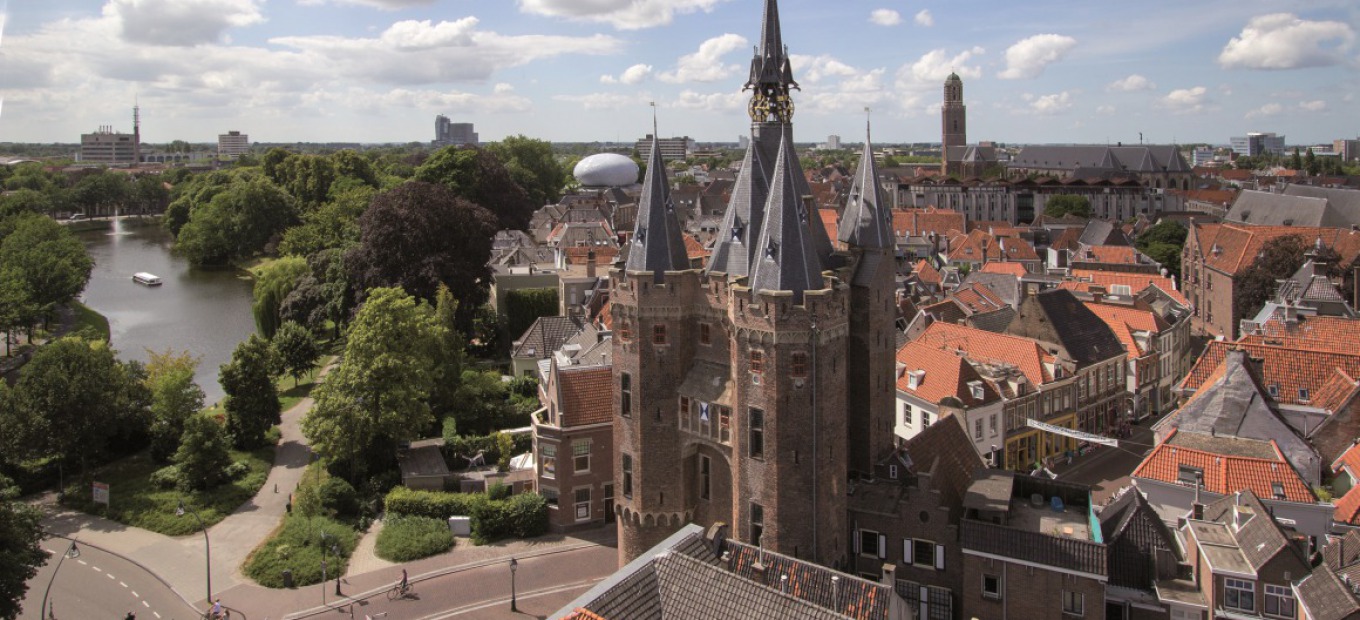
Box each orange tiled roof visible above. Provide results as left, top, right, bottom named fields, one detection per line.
left=1192, top=222, right=1360, bottom=275
left=1174, top=188, right=1239, bottom=207
left=952, top=284, right=1006, bottom=314
left=558, top=365, right=613, bottom=427
left=892, top=207, right=965, bottom=238
left=563, top=246, right=620, bottom=266
left=1332, top=441, right=1360, bottom=478
left=1240, top=316, right=1360, bottom=354
left=597, top=298, right=614, bottom=330
left=560, top=610, right=608, bottom=620
left=948, top=229, right=1039, bottom=263
left=1132, top=431, right=1314, bottom=503
left=1314, top=368, right=1360, bottom=414
left=979, top=262, right=1027, bottom=277
left=683, top=235, right=710, bottom=261
left=1050, top=227, right=1084, bottom=251
left=914, top=321, right=1054, bottom=386
left=1181, top=340, right=1360, bottom=407
left=896, top=341, right=995, bottom=405
left=913, top=259, right=942, bottom=286
left=1219, top=169, right=1254, bottom=182
left=1083, top=245, right=1138, bottom=264
left=1066, top=269, right=1190, bottom=306
left=1083, top=302, right=1163, bottom=357
left=1334, top=485, right=1360, bottom=525
left=820, top=208, right=844, bottom=250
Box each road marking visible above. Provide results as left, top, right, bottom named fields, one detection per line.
left=107, top=573, right=116, bottom=580
left=153, top=613, right=161, bottom=619
left=120, top=581, right=128, bottom=588
left=93, top=566, right=102, bottom=572
left=131, top=590, right=139, bottom=598
left=419, top=579, right=602, bottom=619
left=78, top=560, right=88, bottom=566
left=142, top=600, right=150, bottom=608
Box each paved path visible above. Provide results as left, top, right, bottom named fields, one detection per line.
left=345, top=517, right=395, bottom=576
left=1052, top=414, right=1160, bottom=504
left=19, top=537, right=199, bottom=620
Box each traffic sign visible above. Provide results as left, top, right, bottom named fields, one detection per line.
left=92, top=481, right=110, bottom=505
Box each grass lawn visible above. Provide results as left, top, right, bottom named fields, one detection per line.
left=70, top=301, right=111, bottom=341
left=278, top=354, right=336, bottom=412
left=60, top=442, right=275, bottom=536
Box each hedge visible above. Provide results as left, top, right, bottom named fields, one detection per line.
left=384, top=486, right=485, bottom=519
left=243, top=514, right=357, bottom=588
left=383, top=487, right=548, bottom=545
left=375, top=515, right=455, bottom=562
left=505, top=288, right=559, bottom=341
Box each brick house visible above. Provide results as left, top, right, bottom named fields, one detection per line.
left=533, top=359, right=616, bottom=532
left=1100, top=487, right=1186, bottom=620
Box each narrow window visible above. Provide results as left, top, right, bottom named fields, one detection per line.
left=699, top=455, right=711, bottom=500
left=791, top=352, right=808, bottom=378
left=749, top=349, right=764, bottom=374
left=621, top=454, right=633, bottom=498
left=652, top=323, right=667, bottom=345
left=573, top=442, right=590, bottom=473
left=541, top=443, right=557, bottom=478
left=982, top=574, right=1001, bottom=599
left=574, top=487, right=591, bottom=520
left=680, top=396, right=690, bottom=429
left=749, top=408, right=765, bottom=458
left=620, top=372, right=632, bottom=416
left=1062, top=591, right=1084, bottom=616
left=750, top=502, right=764, bottom=544
left=699, top=322, right=712, bottom=345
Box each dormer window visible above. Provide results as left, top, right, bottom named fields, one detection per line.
left=1177, top=464, right=1204, bottom=486
left=907, top=369, right=925, bottom=390
left=1272, top=482, right=1286, bottom=500
left=968, top=381, right=985, bottom=400
left=1299, top=388, right=1310, bottom=402
left=1268, top=384, right=1279, bottom=397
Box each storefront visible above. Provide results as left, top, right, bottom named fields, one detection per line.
left=1003, top=413, right=1077, bottom=471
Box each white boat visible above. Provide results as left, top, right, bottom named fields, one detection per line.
left=132, top=272, right=163, bottom=286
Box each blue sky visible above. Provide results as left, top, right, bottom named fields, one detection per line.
left=0, top=0, right=1356, bottom=146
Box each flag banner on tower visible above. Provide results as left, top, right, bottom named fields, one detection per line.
left=699, top=402, right=710, bottom=422
left=1025, top=419, right=1118, bottom=447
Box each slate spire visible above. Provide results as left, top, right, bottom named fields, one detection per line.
left=625, top=122, right=689, bottom=282
left=838, top=119, right=894, bottom=249
left=749, top=132, right=824, bottom=302
left=707, top=136, right=769, bottom=277
left=744, top=0, right=799, bottom=124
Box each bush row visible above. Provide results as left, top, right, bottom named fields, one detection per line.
left=374, top=515, right=455, bottom=562
left=243, top=513, right=357, bottom=588
left=383, top=487, right=548, bottom=545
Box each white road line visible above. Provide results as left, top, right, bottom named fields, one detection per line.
left=107, top=573, right=116, bottom=580
left=78, top=560, right=88, bottom=565
left=419, top=579, right=601, bottom=620
left=142, top=600, right=150, bottom=608
left=131, top=591, right=139, bottom=598
left=93, top=566, right=102, bottom=572
left=120, top=581, right=128, bottom=588
left=153, top=613, right=161, bottom=619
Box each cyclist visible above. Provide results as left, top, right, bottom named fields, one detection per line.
left=400, top=569, right=408, bottom=593
left=210, top=598, right=224, bottom=619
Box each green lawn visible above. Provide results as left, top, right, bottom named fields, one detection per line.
left=60, top=442, right=275, bottom=536
left=70, top=301, right=110, bottom=341
left=278, top=354, right=336, bottom=412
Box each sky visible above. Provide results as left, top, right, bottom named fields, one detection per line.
left=0, top=0, right=1357, bottom=147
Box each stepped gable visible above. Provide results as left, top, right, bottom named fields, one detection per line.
left=838, top=125, right=893, bottom=249
left=708, top=139, right=769, bottom=277
left=624, top=135, right=690, bottom=282
left=749, top=132, right=825, bottom=302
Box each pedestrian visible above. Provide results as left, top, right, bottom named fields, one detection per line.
left=125, top=612, right=136, bottom=620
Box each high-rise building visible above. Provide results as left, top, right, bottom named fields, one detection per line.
left=218, top=131, right=250, bottom=159
left=632, top=135, right=692, bottom=161
left=611, top=0, right=897, bottom=569
left=1230, top=132, right=1285, bottom=157
left=434, top=115, right=478, bottom=147
left=80, top=106, right=141, bottom=165
left=1335, top=138, right=1360, bottom=163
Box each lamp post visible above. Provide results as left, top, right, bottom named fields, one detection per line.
left=40, top=540, right=80, bottom=620
left=176, top=500, right=211, bottom=605
left=508, top=557, right=518, bottom=612
left=332, top=542, right=342, bottom=597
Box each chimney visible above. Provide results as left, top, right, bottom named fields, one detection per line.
left=586, top=247, right=597, bottom=279
left=751, top=560, right=767, bottom=586
left=881, top=563, right=897, bottom=587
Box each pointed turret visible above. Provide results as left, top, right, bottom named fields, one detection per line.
left=708, top=137, right=770, bottom=278
left=625, top=135, right=689, bottom=282
left=744, top=0, right=799, bottom=124
left=839, top=124, right=893, bottom=249
left=750, top=133, right=823, bottom=302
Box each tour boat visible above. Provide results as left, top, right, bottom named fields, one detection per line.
left=132, top=272, right=163, bottom=286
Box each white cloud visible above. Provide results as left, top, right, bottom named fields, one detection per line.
left=313, top=86, right=533, bottom=114
left=1218, top=13, right=1355, bottom=70
left=1244, top=103, right=1284, bottom=119
left=1299, top=100, right=1327, bottom=112
left=1028, top=91, right=1073, bottom=115
left=494, top=83, right=515, bottom=94
left=658, top=33, right=747, bottom=83
left=914, top=10, right=934, bottom=27
left=601, top=63, right=653, bottom=84
left=1107, top=74, right=1155, bottom=92
left=672, top=89, right=746, bottom=112
left=553, top=91, right=653, bottom=110
left=896, top=47, right=984, bottom=91
left=869, top=9, right=901, bottom=27
left=998, top=34, right=1076, bottom=79
left=790, top=54, right=858, bottom=83
left=1161, top=86, right=1208, bottom=114
left=104, top=0, right=264, bottom=47
left=517, top=0, right=729, bottom=30
left=1096, top=105, right=1116, bottom=115
left=297, top=0, right=434, bottom=8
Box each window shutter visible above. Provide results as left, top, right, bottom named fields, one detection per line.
left=878, top=534, right=887, bottom=559
left=935, top=544, right=945, bottom=570
left=903, top=539, right=913, bottom=564
left=854, top=531, right=862, bottom=554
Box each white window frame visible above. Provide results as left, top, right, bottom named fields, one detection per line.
left=1062, top=590, right=1084, bottom=616
left=1224, top=578, right=1255, bottom=613
left=540, top=443, right=557, bottom=479
left=572, top=441, right=591, bottom=473
left=858, top=529, right=885, bottom=559
left=1264, top=583, right=1294, bottom=619
left=573, top=487, right=591, bottom=521
left=982, top=573, right=1001, bottom=599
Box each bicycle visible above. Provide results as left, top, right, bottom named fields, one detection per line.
left=386, top=582, right=412, bottom=601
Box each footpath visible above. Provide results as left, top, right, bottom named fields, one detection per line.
left=35, top=361, right=616, bottom=619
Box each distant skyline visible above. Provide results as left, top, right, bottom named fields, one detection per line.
left=0, top=0, right=1357, bottom=146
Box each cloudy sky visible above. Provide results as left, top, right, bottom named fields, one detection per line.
left=1, top=0, right=1357, bottom=146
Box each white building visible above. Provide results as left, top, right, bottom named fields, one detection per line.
left=217, top=131, right=250, bottom=160
left=894, top=341, right=1005, bottom=464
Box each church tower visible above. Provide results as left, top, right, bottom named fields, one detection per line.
left=941, top=73, right=966, bottom=175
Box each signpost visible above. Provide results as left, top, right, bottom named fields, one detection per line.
left=92, top=482, right=110, bottom=505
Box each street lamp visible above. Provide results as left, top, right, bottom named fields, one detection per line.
left=321, top=534, right=342, bottom=603
left=176, top=500, right=211, bottom=604
left=509, top=557, right=518, bottom=612
left=40, top=540, right=80, bottom=620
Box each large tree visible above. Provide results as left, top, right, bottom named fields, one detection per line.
left=278, top=186, right=372, bottom=257
left=174, top=414, right=233, bottom=491
left=486, top=135, right=566, bottom=209
left=219, top=335, right=282, bottom=449
left=176, top=176, right=297, bottom=265
left=1135, top=220, right=1188, bottom=275
left=1043, top=194, right=1092, bottom=219
left=0, top=474, right=45, bottom=620
left=302, top=287, right=443, bottom=481
left=412, top=146, right=536, bottom=230
left=0, top=214, right=93, bottom=326
left=346, top=182, right=497, bottom=329
left=1233, top=234, right=1310, bottom=324
left=271, top=321, right=320, bottom=387
left=279, top=249, right=352, bottom=338
left=252, top=256, right=309, bottom=339
left=70, top=170, right=132, bottom=216
left=144, top=350, right=206, bottom=463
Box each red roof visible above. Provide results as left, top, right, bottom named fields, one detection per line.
left=1083, top=302, right=1164, bottom=357
left=1240, top=316, right=1360, bottom=354
left=979, top=262, right=1027, bottom=277
left=895, top=341, right=996, bottom=406
left=557, top=366, right=613, bottom=427
left=1082, top=245, right=1138, bottom=264
left=892, top=207, right=965, bottom=238
left=913, top=321, right=1054, bottom=386
left=1132, top=430, right=1315, bottom=503
left=1065, top=269, right=1190, bottom=306
left=951, top=284, right=1006, bottom=314
left=820, top=208, right=843, bottom=250
left=683, top=235, right=710, bottom=262
left=912, top=259, right=942, bottom=286
left=1181, top=340, right=1360, bottom=407
left=1334, top=486, right=1360, bottom=525
left=947, top=229, right=1039, bottom=263
left=1332, top=441, right=1360, bottom=479
left=1191, top=222, right=1360, bottom=276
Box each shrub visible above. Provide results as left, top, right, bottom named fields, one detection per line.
left=149, top=465, right=182, bottom=490
left=243, top=513, right=357, bottom=588
left=487, top=481, right=511, bottom=501
left=470, top=492, right=548, bottom=545
left=442, top=432, right=532, bottom=471
left=224, top=461, right=251, bottom=480
left=318, top=477, right=358, bottom=517
left=384, top=486, right=485, bottom=520
left=375, top=515, right=454, bottom=562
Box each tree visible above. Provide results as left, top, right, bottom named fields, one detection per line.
left=0, top=189, right=54, bottom=219
left=1135, top=220, right=1188, bottom=275
left=346, top=182, right=497, bottom=330
left=278, top=186, right=371, bottom=257
left=429, top=284, right=466, bottom=421
left=1233, top=234, right=1310, bottom=324
left=302, top=287, right=443, bottom=482
left=174, top=414, right=233, bottom=491
left=0, top=214, right=93, bottom=326
left=1305, top=148, right=1320, bottom=177
left=252, top=256, right=309, bottom=339
left=2, top=337, right=149, bottom=479
left=144, top=350, right=205, bottom=463
left=280, top=249, right=352, bottom=337
left=1290, top=148, right=1303, bottom=171
left=412, top=147, right=536, bottom=230
left=1043, top=194, right=1092, bottom=219
left=176, top=176, right=297, bottom=265
left=70, top=171, right=132, bottom=216
left=271, top=321, right=320, bottom=387
left=220, top=335, right=281, bottom=449
left=0, top=474, right=45, bottom=620
left=450, top=369, right=518, bottom=437
left=486, top=135, right=565, bottom=208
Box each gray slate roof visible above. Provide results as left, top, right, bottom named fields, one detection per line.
left=707, top=138, right=769, bottom=278
left=1200, top=491, right=1305, bottom=573
left=625, top=135, right=690, bottom=282
left=1226, top=189, right=1330, bottom=227
left=1007, top=289, right=1125, bottom=367
left=1008, top=145, right=1191, bottom=175
left=512, top=315, right=585, bottom=360
left=1099, top=488, right=1181, bottom=590
left=1296, top=564, right=1360, bottom=620
left=839, top=127, right=893, bottom=249
left=749, top=132, right=825, bottom=302
left=1284, top=184, right=1360, bottom=229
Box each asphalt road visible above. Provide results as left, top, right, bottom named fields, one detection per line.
left=293, top=543, right=618, bottom=620
left=19, top=539, right=201, bottom=620
left=1055, top=416, right=1160, bottom=505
